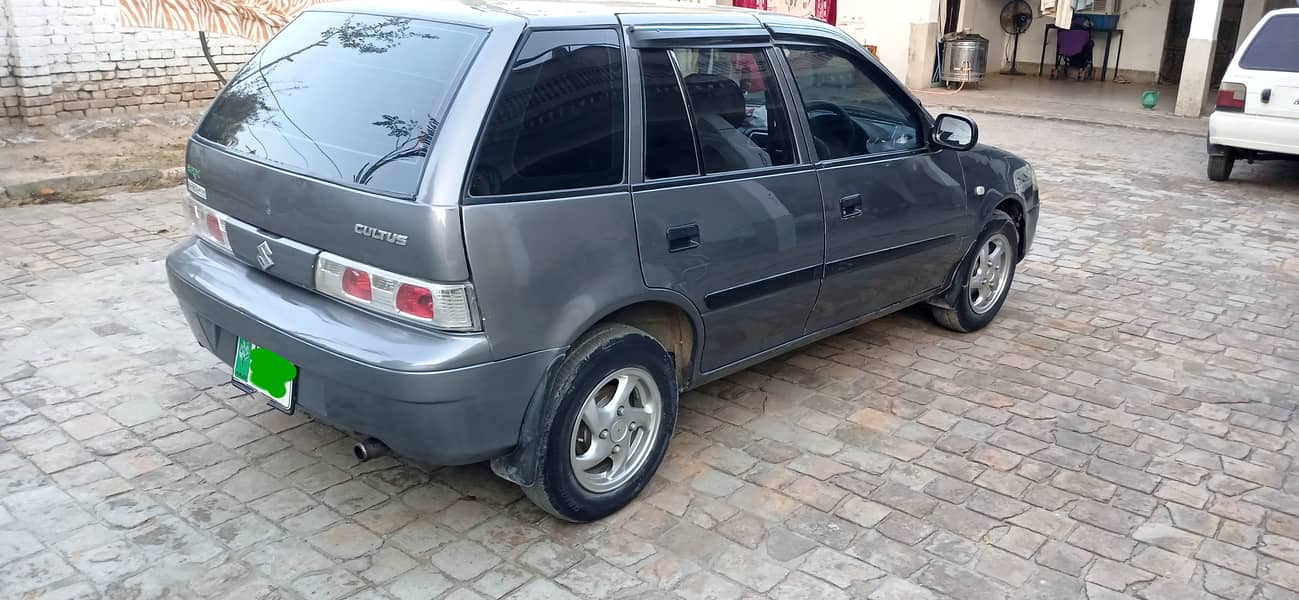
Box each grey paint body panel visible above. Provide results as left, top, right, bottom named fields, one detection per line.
left=807, top=149, right=972, bottom=330
left=462, top=191, right=703, bottom=360
left=166, top=0, right=1040, bottom=468
left=166, top=240, right=558, bottom=464
left=632, top=169, right=824, bottom=370
left=187, top=140, right=472, bottom=282
left=168, top=239, right=495, bottom=371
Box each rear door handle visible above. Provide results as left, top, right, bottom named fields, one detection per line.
left=666, top=223, right=700, bottom=252
left=840, top=194, right=863, bottom=219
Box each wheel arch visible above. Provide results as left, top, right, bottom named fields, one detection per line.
left=932, top=201, right=1021, bottom=311
left=593, top=300, right=699, bottom=389
left=992, top=195, right=1028, bottom=264
left=491, top=293, right=702, bottom=487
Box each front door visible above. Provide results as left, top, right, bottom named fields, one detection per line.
left=777, top=38, right=972, bottom=332
left=630, top=42, right=824, bottom=372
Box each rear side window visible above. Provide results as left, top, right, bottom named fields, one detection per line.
left=469, top=29, right=626, bottom=196
left=641, top=50, right=700, bottom=179
left=1240, top=14, right=1299, bottom=73
left=672, top=48, right=797, bottom=174
left=195, top=12, right=485, bottom=198
left=641, top=47, right=797, bottom=179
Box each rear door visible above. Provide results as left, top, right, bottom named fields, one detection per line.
left=774, top=32, right=972, bottom=332
left=626, top=25, right=824, bottom=372
left=1233, top=11, right=1299, bottom=120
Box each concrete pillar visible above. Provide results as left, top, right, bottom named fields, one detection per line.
left=1175, top=0, right=1225, bottom=117
left=1237, top=0, right=1267, bottom=49
left=905, top=0, right=943, bottom=89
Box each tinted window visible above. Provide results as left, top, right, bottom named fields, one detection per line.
left=1240, top=14, right=1299, bottom=73
left=784, top=45, right=923, bottom=159
left=196, top=12, right=484, bottom=198
left=470, top=30, right=625, bottom=196
left=670, top=48, right=797, bottom=174
left=641, top=50, right=700, bottom=179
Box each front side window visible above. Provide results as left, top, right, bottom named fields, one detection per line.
left=1239, top=14, right=1299, bottom=73
left=469, top=29, right=625, bottom=196
left=783, top=45, right=924, bottom=159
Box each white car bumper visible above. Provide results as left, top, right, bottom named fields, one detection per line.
left=1209, top=111, right=1299, bottom=156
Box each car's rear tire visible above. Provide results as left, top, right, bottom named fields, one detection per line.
left=932, top=210, right=1019, bottom=333
left=522, top=323, right=677, bottom=522
left=1208, top=153, right=1234, bottom=181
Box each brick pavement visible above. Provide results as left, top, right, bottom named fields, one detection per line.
left=1, top=114, right=1298, bottom=599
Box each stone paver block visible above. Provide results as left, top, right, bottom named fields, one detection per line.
left=309, top=523, right=382, bottom=560
left=868, top=576, right=937, bottom=600
left=1196, top=538, right=1259, bottom=576
left=1036, top=541, right=1094, bottom=576
left=3, top=121, right=1298, bottom=599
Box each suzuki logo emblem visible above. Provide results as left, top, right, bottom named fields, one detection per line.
left=256, top=241, right=274, bottom=270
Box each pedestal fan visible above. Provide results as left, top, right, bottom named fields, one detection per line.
left=1001, top=0, right=1034, bottom=75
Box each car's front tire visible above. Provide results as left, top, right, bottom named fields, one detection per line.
left=933, top=210, right=1019, bottom=333
left=1208, top=152, right=1234, bottom=181
left=523, top=323, right=677, bottom=522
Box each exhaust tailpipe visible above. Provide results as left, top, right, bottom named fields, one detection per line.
left=353, top=438, right=389, bottom=462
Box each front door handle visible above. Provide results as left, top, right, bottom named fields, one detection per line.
left=840, top=194, right=863, bottom=219
left=666, top=223, right=700, bottom=253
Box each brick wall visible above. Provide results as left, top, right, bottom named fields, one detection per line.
left=1, top=0, right=17, bottom=122
left=0, top=0, right=258, bottom=126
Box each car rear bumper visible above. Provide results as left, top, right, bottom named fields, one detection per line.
left=166, top=239, right=562, bottom=465
left=1209, top=111, right=1299, bottom=156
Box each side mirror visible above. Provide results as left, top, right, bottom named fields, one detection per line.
left=932, top=113, right=978, bottom=151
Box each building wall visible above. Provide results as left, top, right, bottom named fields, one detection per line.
left=960, top=0, right=1174, bottom=82
left=959, top=0, right=1010, bottom=70
left=0, top=0, right=947, bottom=127
left=958, top=0, right=1272, bottom=83
left=757, top=0, right=923, bottom=78
left=0, top=0, right=257, bottom=126
left=1238, top=0, right=1289, bottom=46
left=689, top=0, right=940, bottom=86
left=2, top=0, right=17, bottom=121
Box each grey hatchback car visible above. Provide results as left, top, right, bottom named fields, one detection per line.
left=167, top=0, right=1039, bottom=521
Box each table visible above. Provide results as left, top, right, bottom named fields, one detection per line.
left=1038, top=24, right=1125, bottom=82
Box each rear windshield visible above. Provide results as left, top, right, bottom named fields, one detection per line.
left=195, top=12, right=485, bottom=198
left=1240, top=14, right=1299, bottom=73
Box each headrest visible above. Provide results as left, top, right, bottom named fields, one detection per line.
left=683, top=73, right=745, bottom=128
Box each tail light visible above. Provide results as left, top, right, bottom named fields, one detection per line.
left=341, top=268, right=372, bottom=302
left=1216, top=83, right=1246, bottom=112
left=396, top=284, right=435, bottom=319
left=185, top=197, right=232, bottom=252
left=315, top=252, right=480, bottom=331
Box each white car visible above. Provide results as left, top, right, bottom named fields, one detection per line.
left=1207, top=8, right=1299, bottom=181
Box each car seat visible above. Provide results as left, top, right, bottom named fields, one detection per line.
left=682, top=73, right=771, bottom=173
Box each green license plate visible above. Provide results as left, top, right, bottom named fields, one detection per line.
left=233, top=337, right=298, bottom=413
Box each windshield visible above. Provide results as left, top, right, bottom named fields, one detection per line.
left=195, top=12, right=485, bottom=198
left=1240, top=14, right=1299, bottom=73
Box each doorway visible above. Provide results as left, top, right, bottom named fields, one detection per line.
left=1158, top=0, right=1245, bottom=85
left=944, top=0, right=962, bottom=34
